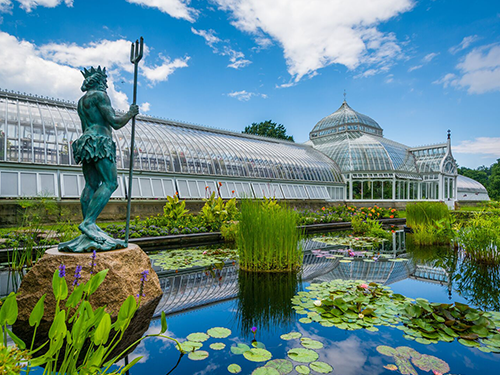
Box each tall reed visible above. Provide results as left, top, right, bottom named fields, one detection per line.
left=406, top=202, right=453, bottom=246
left=406, top=202, right=450, bottom=227
left=237, top=200, right=303, bottom=272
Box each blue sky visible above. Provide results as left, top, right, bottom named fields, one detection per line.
left=0, top=0, right=499, bottom=168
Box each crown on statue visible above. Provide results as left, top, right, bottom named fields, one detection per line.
left=81, top=66, right=107, bottom=79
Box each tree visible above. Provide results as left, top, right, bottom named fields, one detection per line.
left=489, top=159, right=500, bottom=200
left=243, top=120, right=294, bottom=142
left=457, top=159, right=500, bottom=200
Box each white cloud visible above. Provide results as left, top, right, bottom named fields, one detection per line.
left=423, top=52, right=439, bottom=62
left=141, top=56, right=190, bottom=84
left=408, top=64, right=422, bottom=72
left=435, top=44, right=500, bottom=94
left=227, top=90, right=266, bottom=101
left=0, top=0, right=72, bottom=12
left=449, top=35, right=479, bottom=55
left=191, top=27, right=251, bottom=69
left=214, top=0, right=414, bottom=82
left=140, top=102, right=151, bottom=112
left=125, top=0, right=197, bottom=22
left=453, top=137, right=500, bottom=157
left=0, top=31, right=189, bottom=110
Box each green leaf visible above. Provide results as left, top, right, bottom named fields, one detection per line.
left=280, top=332, right=302, bottom=340
left=7, top=328, right=26, bottom=349
left=287, top=348, right=318, bottom=363
left=231, top=343, right=251, bottom=355
left=300, top=338, right=323, bottom=349
left=119, top=356, right=142, bottom=374
left=243, top=348, right=272, bottom=362
left=187, top=332, right=210, bottom=342
left=94, top=313, right=111, bottom=345
left=265, top=359, right=293, bottom=374
left=207, top=327, right=231, bottom=338
left=89, top=269, right=109, bottom=295
left=0, top=292, right=18, bottom=326
left=65, top=284, right=85, bottom=309
left=29, top=294, right=46, bottom=328
left=160, top=311, right=168, bottom=334
left=310, top=361, right=333, bottom=374
left=52, top=270, right=68, bottom=301
left=210, top=342, right=226, bottom=350
left=228, top=364, right=242, bottom=373
left=48, top=310, right=66, bottom=340
left=188, top=350, right=209, bottom=361
left=251, top=367, right=280, bottom=375
left=295, top=365, right=310, bottom=374
left=116, top=295, right=137, bottom=332
left=376, top=345, right=397, bottom=356
left=179, top=341, right=203, bottom=352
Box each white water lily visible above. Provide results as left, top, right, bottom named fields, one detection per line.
left=313, top=300, right=322, bottom=307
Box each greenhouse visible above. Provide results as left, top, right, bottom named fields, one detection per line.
left=308, top=100, right=459, bottom=203
left=0, top=89, right=345, bottom=201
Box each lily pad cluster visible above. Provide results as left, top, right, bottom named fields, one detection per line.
left=178, top=326, right=233, bottom=361
left=312, top=236, right=387, bottom=248
left=291, top=280, right=410, bottom=331
left=150, top=248, right=238, bottom=271
left=400, top=299, right=500, bottom=352
left=376, top=345, right=450, bottom=375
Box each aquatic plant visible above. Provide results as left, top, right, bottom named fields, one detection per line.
left=238, top=200, right=303, bottom=272
left=376, top=345, right=450, bottom=375
left=312, top=235, right=387, bottom=249
left=0, top=268, right=182, bottom=374
left=149, top=248, right=238, bottom=271
left=406, top=202, right=454, bottom=246
left=406, top=202, right=450, bottom=227
left=351, top=216, right=391, bottom=240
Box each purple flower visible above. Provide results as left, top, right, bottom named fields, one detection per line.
left=140, top=270, right=149, bottom=282
left=90, top=250, right=97, bottom=274
left=73, top=265, right=82, bottom=286
left=58, top=264, right=66, bottom=278
left=251, top=326, right=257, bottom=334
left=137, top=269, right=149, bottom=302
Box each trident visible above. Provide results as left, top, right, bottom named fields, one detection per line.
left=125, top=37, right=143, bottom=246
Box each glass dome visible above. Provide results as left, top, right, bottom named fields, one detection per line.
left=457, top=175, right=488, bottom=193
left=310, top=131, right=418, bottom=176
left=310, top=101, right=383, bottom=138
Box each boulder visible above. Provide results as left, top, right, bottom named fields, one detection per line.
left=16, top=244, right=162, bottom=321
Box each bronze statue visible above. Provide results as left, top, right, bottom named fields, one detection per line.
left=58, top=66, right=139, bottom=252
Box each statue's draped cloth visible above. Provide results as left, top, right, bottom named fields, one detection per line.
left=72, top=133, right=116, bottom=164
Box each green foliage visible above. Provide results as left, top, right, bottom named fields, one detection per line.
left=377, top=345, right=449, bottom=375
left=199, top=192, right=238, bottom=231
left=220, top=222, right=239, bottom=243
left=163, top=194, right=189, bottom=222
left=458, top=158, right=500, bottom=200
left=150, top=247, right=238, bottom=271
left=0, top=344, right=29, bottom=374
left=243, top=120, right=294, bottom=142
left=456, top=211, right=500, bottom=264
left=237, top=200, right=303, bottom=272
left=406, top=202, right=454, bottom=245
left=351, top=216, right=391, bottom=240
left=0, top=268, right=183, bottom=374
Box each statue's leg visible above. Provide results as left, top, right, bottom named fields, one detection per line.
left=81, top=162, right=99, bottom=219
left=78, top=158, right=118, bottom=244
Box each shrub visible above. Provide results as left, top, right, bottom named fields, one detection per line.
left=237, top=200, right=303, bottom=272
left=199, top=192, right=238, bottom=231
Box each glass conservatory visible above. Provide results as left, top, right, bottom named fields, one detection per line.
left=0, top=90, right=345, bottom=200
left=456, top=175, right=489, bottom=202
left=309, top=100, right=458, bottom=203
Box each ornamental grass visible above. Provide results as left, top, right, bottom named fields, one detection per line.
left=406, top=202, right=453, bottom=246
left=237, top=199, right=303, bottom=272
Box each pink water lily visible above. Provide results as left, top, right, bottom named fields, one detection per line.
left=432, top=371, right=442, bottom=375
left=360, top=283, right=369, bottom=289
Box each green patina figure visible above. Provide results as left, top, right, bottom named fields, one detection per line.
left=58, top=66, right=139, bottom=252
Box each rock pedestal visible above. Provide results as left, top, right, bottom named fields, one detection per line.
left=16, top=244, right=162, bottom=321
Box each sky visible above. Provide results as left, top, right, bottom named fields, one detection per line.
left=0, top=0, right=499, bottom=169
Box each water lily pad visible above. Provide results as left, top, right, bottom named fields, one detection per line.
left=300, top=338, right=324, bottom=349
left=339, top=260, right=352, bottom=263
left=243, top=348, right=272, bottom=362
left=310, top=361, right=333, bottom=373
left=411, top=354, right=450, bottom=374
left=252, top=341, right=266, bottom=349
left=252, top=367, right=280, bottom=375
left=415, top=338, right=431, bottom=345
left=376, top=345, right=397, bottom=356
left=231, top=343, right=251, bottom=355
left=280, top=332, right=302, bottom=340
left=187, top=332, right=210, bottom=342
left=384, top=364, right=398, bottom=371
left=228, top=364, right=242, bottom=373
left=287, top=348, right=319, bottom=363
left=458, top=338, right=480, bottom=347
left=265, top=359, right=293, bottom=374
left=295, top=365, right=310, bottom=374
left=188, top=350, right=209, bottom=361
left=210, top=342, right=226, bottom=350
left=207, top=327, right=231, bottom=338
left=179, top=341, right=203, bottom=352
left=299, top=318, right=313, bottom=324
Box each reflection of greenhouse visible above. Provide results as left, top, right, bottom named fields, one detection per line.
left=0, top=89, right=487, bottom=203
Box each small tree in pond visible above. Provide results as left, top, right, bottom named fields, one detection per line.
left=243, top=120, right=294, bottom=142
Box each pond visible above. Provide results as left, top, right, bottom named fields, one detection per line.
left=5, top=231, right=500, bottom=374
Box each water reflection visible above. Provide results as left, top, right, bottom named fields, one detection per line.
left=236, top=270, right=300, bottom=336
